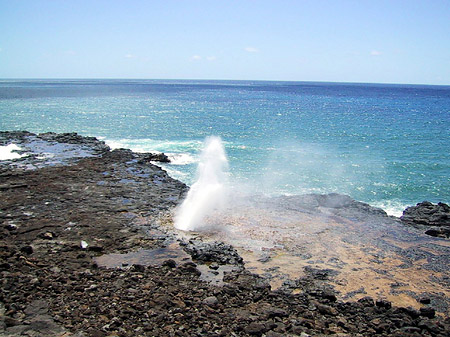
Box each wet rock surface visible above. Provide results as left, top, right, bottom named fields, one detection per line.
left=1, top=132, right=449, bottom=336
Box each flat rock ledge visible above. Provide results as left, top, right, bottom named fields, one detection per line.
left=1, top=131, right=449, bottom=337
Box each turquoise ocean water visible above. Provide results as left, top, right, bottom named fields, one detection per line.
left=1, top=79, right=449, bottom=215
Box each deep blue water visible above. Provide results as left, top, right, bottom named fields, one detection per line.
left=1, top=79, right=449, bottom=215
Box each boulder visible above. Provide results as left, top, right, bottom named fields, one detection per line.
left=401, top=201, right=449, bottom=227
left=401, top=201, right=450, bottom=238
left=184, top=240, right=244, bottom=265
left=138, top=153, right=170, bottom=163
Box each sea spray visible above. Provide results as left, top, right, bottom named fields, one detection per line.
left=174, top=136, right=229, bottom=231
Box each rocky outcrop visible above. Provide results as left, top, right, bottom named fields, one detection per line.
left=183, top=240, right=244, bottom=265
left=138, top=152, right=170, bottom=163
left=401, top=201, right=450, bottom=238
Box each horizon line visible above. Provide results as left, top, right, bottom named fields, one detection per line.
left=0, top=77, right=449, bottom=87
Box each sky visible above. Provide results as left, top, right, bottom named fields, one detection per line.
left=0, top=0, right=449, bottom=85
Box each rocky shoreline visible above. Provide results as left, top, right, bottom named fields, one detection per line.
left=1, top=131, right=449, bottom=336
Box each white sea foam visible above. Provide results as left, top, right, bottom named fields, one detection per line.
left=106, top=139, right=152, bottom=153
left=105, top=138, right=201, bottom=165
left=0, top=144, right=25, bottom=160
left=372, top=200, right=407, bottom=217
left=105, top=138, right=202, bottom=152
left=162, top=167, right=191, bottom=181
left=167, top=153, right=196, bottom=165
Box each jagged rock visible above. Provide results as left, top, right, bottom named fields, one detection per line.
left=401, top=201, right=450, bottom=227
left=401, top=201, right=450, bottom=238
left=316, top=303, right=338, bottom=316
left=184, top=240, right=243, bottom=265
left=358, top=297, right=375, bottom=307
left=181, top=262, right=201, bottom=276
left=420, top=307, right=436, bottom=318
left=162, top=259, right=177, bottom=268
left=376, top=299, right=392, bottom=309
left=304, top=266, right=338, bottom=280
left=138, top=153, right=170, bottom=163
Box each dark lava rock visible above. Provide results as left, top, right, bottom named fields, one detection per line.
left=181, top=262, right=201, bottom=276
left=419, top=306, right=436, bottom=318
left=358, top=297, right=375, bottom=307
left=401, top=201, right=450, bottom=238
left=376, top=299, right=392, bottom=309
left=184, top=240, right=244, bottom=265
left=316, top=303, right=338, bottom=316
left=419, top=297, right=431, bottom=304
left=19, top=245, right=33, bottom=255
left=4, top=224, right=17, bottom=231
left=304, top=266, right=338, bottom=280
left=138, top=153, right=170, bottom=163
left=321, top=289, right=338, bottom=302
left=425, top=227, right=450, bottom=238
left=394, top=306, right=421, bottom=319
left=131, top=264, right=145, bottom=272
left=38, top=132, right=111, bottom=154
left=244, top=322, right=267, bottom=335
left=87, top=245, right=104, bottom=252
left=401, top=201, right=450, bottom=227
left=162, top=259, right=177, bottom=268
left=0, top=262, right=11, bottom=270
left=209, top=262, right=220, bottom=270
left=265, top=307, right=288, bottom=318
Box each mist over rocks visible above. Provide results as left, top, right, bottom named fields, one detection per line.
left=1, top=131, right=449, bottom=336
left=274, top=193, right=390, bottom=219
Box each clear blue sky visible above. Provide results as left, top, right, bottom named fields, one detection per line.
left=1, top=0, right=449, bottom=84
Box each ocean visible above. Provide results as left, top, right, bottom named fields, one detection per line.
left=1, top=79, right=449, bottom=216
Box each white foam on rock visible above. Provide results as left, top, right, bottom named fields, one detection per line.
left=0, top=144, right=26, bottom=160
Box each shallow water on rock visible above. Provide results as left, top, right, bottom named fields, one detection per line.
left=94, top=243, right=191, bottom=268
left=167, top=194, right=450, bottom=313
left=94, top=242, right=237, bottom=286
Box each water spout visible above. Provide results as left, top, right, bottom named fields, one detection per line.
left=174, top=136, right=229, bottom=231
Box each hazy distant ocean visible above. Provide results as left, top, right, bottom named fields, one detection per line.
left=1, top=79, right=449, bottom=216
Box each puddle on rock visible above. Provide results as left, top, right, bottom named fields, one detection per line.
left=94, top=242, right=237, bottom=286
left=95, top=242, right=191, bottom=268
